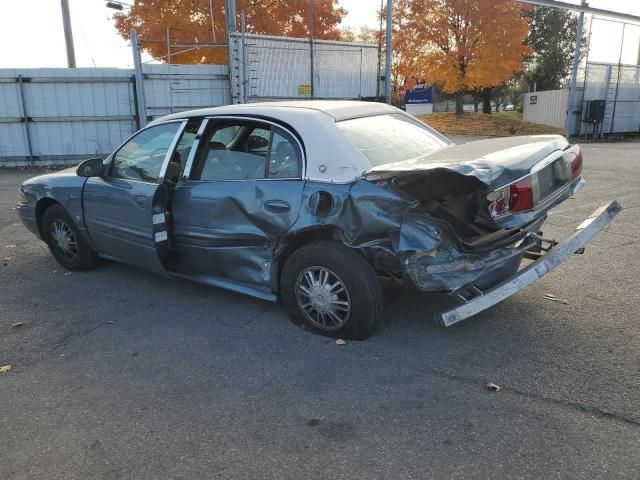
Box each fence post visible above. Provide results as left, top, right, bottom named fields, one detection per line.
left=238, top=13, right=247, bottom=103
left=359, top=47, right=363, bottom=99
left=565, top=0, right=586, bottom=137
left=131, top=29, right=148, bottom=128
left=384, top=0, right=392, bottom=104
left=17, top=75, right=35, bottom=165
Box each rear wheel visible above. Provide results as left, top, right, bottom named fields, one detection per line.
left=281, top=241, right=383, bottom=340
left=43, top=204, right=98, bottom=271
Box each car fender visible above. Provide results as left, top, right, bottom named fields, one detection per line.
left=20, top=169, right=92, bottom=245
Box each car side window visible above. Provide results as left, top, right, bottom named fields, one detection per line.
left=110, top=122, right=182, bottom=183
left=268, top=130, right=301, bottom=179
left=192, top=121, right=301, bottom=181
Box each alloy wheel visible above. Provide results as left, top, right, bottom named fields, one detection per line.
left=50, top=219, right=78, bottom=262
left=295, top=266, right=351, bottom=331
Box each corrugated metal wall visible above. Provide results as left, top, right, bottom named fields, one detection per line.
left=0, top=65, right=230, bottom=166
left=229, top=33, right=379, bottom=103
left=523, top=89, right=568, bottom=130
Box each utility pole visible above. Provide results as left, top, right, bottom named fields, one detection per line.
left=310, top=0, right=315, bottom=98
left=385, top=0, right=392, bottom=104
left=564, top=0, right=586, bottom=137
left=131, top=29, right=148, bottom=128
left=60, top=0, right=76, bottom=68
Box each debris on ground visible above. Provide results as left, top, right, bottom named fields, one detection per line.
left=51, top=270, right=58, bottom=274
left=543, top=293, right=569, bottom=305
left=64, top=272, right=72, bottom=277
left=11, top=322, right=24, bottom=328
left=0, top=365, right=12, bottom=374
left=4, top=245, right=16, bottom=248
left=335, top=339, right=347, bottom=346
left=486, top=382, right=501, bottom=392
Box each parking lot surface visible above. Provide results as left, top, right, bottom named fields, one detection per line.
left=1, top=139, right=639, bottom=479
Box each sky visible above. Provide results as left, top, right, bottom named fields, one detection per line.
left=0, top=0, right=639, bottom=69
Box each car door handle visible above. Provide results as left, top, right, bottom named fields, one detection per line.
left=133, top=195, right=148, bottom=208
left=264, top=199, right=291, bottom=214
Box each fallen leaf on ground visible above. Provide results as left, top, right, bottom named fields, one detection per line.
left=11, top=322, right=24, bottom=328
left=486, top=382, right=501, bottom=392
left=543, top=293, right=569, bottom=305
left=0, top=365, right=12, bottom=374
left=335, top=339, right=347, bottom=346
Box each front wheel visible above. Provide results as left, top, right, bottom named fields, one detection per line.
left=281, top=241, right=384, bottom=340
left=42, top=204, right=99, bottom=271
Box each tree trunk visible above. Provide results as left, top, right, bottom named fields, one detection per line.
left=455, top=93, right=464, bottom=114
left=473, top=97, right=480, bottom=112
left=482, top=88, right=492, bottom=114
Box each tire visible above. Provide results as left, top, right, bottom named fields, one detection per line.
left=281, top=241, right=384, bottom=340
left=42, top=204, right=99, bottom=271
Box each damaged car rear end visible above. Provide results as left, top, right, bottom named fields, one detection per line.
left=318, top=112, right=621, bottom=330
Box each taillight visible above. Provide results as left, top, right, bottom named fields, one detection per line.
left=564, top=145, right=583, bottom=179
left=509, top=177, right=534, bottom=212
left=488, top=177, right=534, bottom=219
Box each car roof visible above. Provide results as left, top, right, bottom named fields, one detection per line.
left=150, top=100, right=398, bottom=124
left=148, top=101, right=404, bottom=183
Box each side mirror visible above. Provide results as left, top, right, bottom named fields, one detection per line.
left=77, top=158, right=104, bottom=177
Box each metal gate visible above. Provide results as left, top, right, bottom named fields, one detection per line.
left=571, top=62, right=640, bottom=136
left=228, top=32, right=380, bottom=103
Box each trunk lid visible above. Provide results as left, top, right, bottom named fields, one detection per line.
left=363, top=135, right=570, bottom=190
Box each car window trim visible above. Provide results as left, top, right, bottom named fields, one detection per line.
left=107, top=119, right=188, bottom=184
left=157, top=120, right=189, bottom=184
left=181, top=118, right=210, bottom=181
left=264, top=129, right=274, bottom=178
left=183, top=115, right=306, bottom=182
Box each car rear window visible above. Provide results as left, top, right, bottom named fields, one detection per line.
left=336, top=113, right=448, bottom=167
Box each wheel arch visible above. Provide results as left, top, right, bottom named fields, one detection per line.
left=35, top=197, right=60, bottom=239
left=272, top=226, right=366, bottom=293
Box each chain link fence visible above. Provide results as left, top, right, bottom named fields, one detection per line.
left=570, top=62, right=640, bottom=136
left=229, top=33, right=381, bottom=103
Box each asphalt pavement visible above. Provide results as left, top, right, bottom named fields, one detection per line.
left=1, top=138, right=639, bottom=479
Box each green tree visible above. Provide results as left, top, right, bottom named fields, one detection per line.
left=522, top=6, right=579, bottom=91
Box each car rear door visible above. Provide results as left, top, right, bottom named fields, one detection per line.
left=82, top=120, right=197, bottom=274
left=169, top=117, right=305, bottom=296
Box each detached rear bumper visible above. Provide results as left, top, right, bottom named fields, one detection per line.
left=437, top=201, right=622, bottom=327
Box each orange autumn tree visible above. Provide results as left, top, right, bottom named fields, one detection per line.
left=114, top=0, right=346, bottom=65
left=398, top=0, right=532, bottom=113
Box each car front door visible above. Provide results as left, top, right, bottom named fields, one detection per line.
left=169, top=117, right=305, bottom=297
left=82, top=120, right=196, bottom=274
